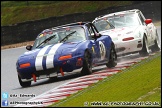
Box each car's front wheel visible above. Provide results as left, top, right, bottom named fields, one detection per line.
left=151, top=30, right=160, bottom=52
left=139, top=36, right=149, bottom=56
left=18, top=75, right=31, bottom=87
left=106, top=43, right=117, bottom=68
left=81, top=50, right=92, bottom=75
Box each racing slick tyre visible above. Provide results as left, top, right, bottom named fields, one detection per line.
left=81, top=50, right=92, bottom=75
left=106, top=43, right=117, bottom=68
left=151, top=30, right=160, bottom=52
left=139, top=36, right=149, bottom=56
left=18, top=75, right=31, bottom=87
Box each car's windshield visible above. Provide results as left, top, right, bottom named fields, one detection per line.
left=107, top=13, right=140, bottom=28
left=32, top=26, right=86, bottom=50
left=94, top=13, right=140, bottom=31
left=93, top=19, right=114, bottom=32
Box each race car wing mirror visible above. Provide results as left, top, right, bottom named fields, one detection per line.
left=94, top=33, right=102, bottom=41
left=26, top=45, right=32, bottom=51
left=95, top=33, right=101, bottom=38
left=145, top=19, right=152, bottom=25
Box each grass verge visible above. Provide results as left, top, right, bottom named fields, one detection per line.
left=1, top=1, right=132, bottom=26
left=50, top=52, right=161, bottom=107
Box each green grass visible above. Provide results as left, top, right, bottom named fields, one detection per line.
left=50, top=52, right=161, bottom=107
left=137, top=87, right=161, bottom=102
left=1, top=1, right=133, bottom=26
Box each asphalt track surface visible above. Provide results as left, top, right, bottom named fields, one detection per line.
left=1, top=27, right=161, bottom=107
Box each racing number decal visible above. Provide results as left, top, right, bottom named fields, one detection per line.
left=99, top=41, right=106, bottom=60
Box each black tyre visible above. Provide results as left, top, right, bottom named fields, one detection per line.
left=18, top=75, right=31, bottom=87
left=81, top=50, right=92, bottom=75
left=151, top=30, right=160, bottom=52
left=106, top=43, right=117, bottom=68
left=139, top=36, right=149, bottom=56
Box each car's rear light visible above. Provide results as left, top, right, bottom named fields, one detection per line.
left=20, top=63, right=31, bottom=68
left=59, top=54, right=72, bottom=60
left=122, top=37, right=134, bottom=41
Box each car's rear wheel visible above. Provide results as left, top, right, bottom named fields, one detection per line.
left=106, top=43, right=117, bottom=68
left=18, top=75, right=31, bottom=87
left=139, top=36, right=149, bottom=56
left=81, top=50, right=92, bottom=75
left=151, top=30, right=160, bottom=52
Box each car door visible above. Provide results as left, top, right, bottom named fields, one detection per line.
left=87, top=23, right=107, bottom=62
left=138, top=12, right=153, bottom=45
left=141, top=12, right=155, bottom=45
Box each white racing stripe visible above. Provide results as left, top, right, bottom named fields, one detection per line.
left=35, top=45, right=51, bottom=71
left=46, top=43, right=63, bottom=69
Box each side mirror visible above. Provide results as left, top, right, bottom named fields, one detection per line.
left=95, top=33, right=102, bottom=38
left=94, top=33, right=102, bottom=41
left=26, top=45, right=32, bottom=51
left=145, top=19, right=152, bottom=24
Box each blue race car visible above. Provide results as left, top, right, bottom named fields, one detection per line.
left=16, top=22, right=117, bottom=87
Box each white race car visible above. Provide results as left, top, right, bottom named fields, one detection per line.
left=92, top=9, right=160, bottom=56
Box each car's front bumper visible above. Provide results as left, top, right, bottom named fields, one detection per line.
left=114, top=38, right=143, bottom=56
left=17, top=56, right=84, bottom=82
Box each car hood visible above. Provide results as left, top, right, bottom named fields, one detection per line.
left=18, top=41, right=83, bottom=60
left=99, top=26, right=139, bottom=41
